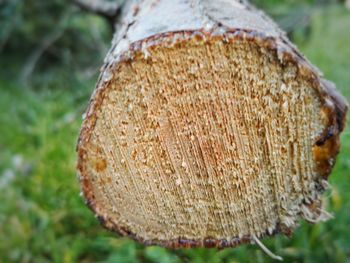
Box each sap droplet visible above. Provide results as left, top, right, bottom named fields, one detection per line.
left=175, top=178, right=182, bottom=186
left=142, top=46, right=151, bottom=59
left=102, top=70, right=113, bottom=82
left=203, top=20, right=215, bottom=32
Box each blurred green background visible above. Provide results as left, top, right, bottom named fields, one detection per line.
left=0, top=0, right=349, bottom=262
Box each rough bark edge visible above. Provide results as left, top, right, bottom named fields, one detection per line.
left=76, top=28, right=348, bottom=249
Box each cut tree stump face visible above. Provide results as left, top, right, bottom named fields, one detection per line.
left=77, top=0, right=347, bottom=249
left=77, top=34, right=347, bottom=248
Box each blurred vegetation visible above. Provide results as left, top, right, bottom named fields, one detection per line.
left=0, top=0, right=349, bottom=262
left=0, top=0, right=111, bottom=88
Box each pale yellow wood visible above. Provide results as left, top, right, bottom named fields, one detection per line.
left=77, top=0, right=347, bottom=248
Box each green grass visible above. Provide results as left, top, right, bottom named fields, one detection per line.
left=0, top=5, right=349, bottom=263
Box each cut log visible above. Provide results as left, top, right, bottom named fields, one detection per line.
left=77, top=0, right=348, bottom=248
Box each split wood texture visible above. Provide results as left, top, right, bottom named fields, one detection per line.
left=77, top=0, right=348, bottom=248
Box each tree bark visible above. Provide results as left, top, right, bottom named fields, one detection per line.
left=77, top=0, right=348, bottom=248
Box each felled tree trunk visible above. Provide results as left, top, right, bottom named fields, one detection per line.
left=77, top=0, right=348, bottom=249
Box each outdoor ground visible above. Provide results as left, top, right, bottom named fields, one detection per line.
left=0, top=4, right=349, bottom=263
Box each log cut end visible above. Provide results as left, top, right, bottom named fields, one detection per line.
left=77, top=30, right=347, bottom=248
